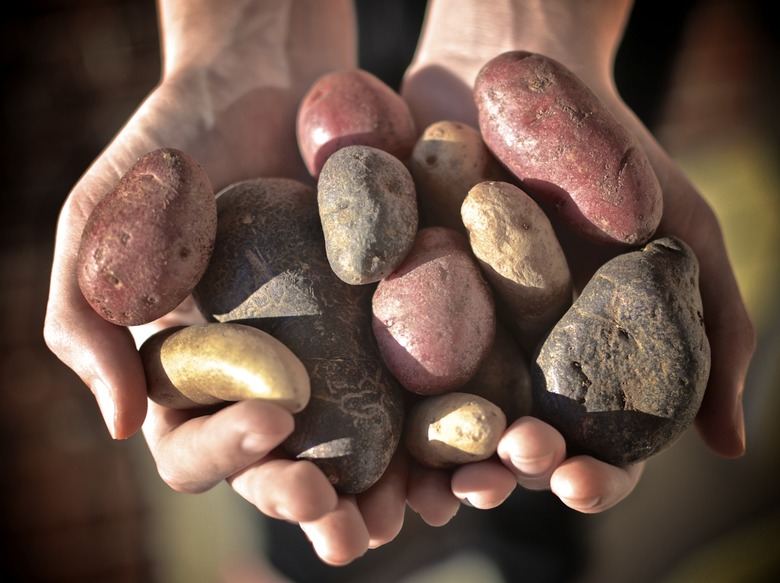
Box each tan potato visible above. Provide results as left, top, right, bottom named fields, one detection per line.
left=475, top=51, right=662, bottom=246
left=140, top=322, right=310, bottom=413
left=408, top=120, right=507, bottom=232
left=77, top=148, right=216, bottom=326
left=462, top=180, right=573, bottom=352
left=404, top=392, right=507, bottom=469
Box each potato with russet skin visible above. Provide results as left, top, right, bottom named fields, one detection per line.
left=140, top=322, right=310, bottom=413
left=296, top=68, right=417, bottom=178
left=193, top=178, right=405, bottom=495
left=372, top=226, right=496, bottom=395
left=317, top=145, right=418, bottom=285
left=404, top=392, right=507, bottom=469
left=462, top=180, right=573, bottom=353
left=409, top=120, right=507, bottom=233
left=77, top=148, right=216, bottom=326
left=474, top=51, right=662, bottom=246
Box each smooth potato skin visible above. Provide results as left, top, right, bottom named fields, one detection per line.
left=194, top=178, right=405, bottom=494
left=372, top=227, right=496, bottom=395
left=77, top=148, right=216, bottom=326
left=296, top=69, right=417, bottom=178
left=475, top=51, right=662, bottom=246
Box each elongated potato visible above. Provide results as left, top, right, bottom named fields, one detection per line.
left=372, top=227, right=496, bottom=395
left=462, top=180, right=573, bottom=352
left=77, top=148, right=216, bottom=326
left=194, top=178, right=404, bottom=494
left=404, top=392, right=507, bottom=469
left=297, top=69, right=417, bottom=178
left=475, top=51, right=662, bottom=246
left=140, top=322, right=310, bottom=412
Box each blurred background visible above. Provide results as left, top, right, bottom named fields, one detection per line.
left=1, top=0, right=778, bottom=581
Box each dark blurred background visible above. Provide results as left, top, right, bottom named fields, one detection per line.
left=1, top=1, right=779, bottom=582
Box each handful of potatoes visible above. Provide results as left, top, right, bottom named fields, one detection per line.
left=77, top=52, right=710, bottom=495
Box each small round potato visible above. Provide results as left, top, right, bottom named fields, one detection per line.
left=404, top=392, right=507, bottom=469
left=140, top=322, right=311, bottom=413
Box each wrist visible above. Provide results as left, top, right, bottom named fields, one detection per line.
left=408, top=0, right=633, bottom=97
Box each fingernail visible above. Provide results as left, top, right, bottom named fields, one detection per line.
left=92, top=378, right=117, bottom=439
left=735, top=398, right=746, bottom=453
left=511, top=452, right=555, bottom=478
left=561, top=495, right=600, bottom=510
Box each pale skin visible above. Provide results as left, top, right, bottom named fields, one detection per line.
left=43, top=0, right=755, bottom=567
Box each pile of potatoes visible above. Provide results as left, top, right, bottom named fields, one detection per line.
left=77, top=52, right=711, bottom=493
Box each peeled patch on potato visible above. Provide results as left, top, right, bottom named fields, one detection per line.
left=474, top=51, right=662, bottom=246
left=409, top=120, right=507, bottom=232
left=77, top=148, right=216, bottom=326
left=140, top=322, right=310, bottom=413
left=296, top=68, right=417, bottom=178
left=462, top=180, right=573, bottom=352
left=404, top=392, right=507, bottom=469
left=318, top=145, right=418, bottom=285
left=372, top=227, right=496, bottom=395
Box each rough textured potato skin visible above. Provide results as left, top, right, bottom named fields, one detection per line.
left=462, top=180, right=573, bottom=352
left=372, top=227, right=496, bottom=395
left=297, top=69, right=417, bottom=178
left=140, top=322, right=310, bottom=412
left=409, top=120, right=508, bottom=233
left=532, top=237, right=711, bottom=466
left=77, top=148, right=216, bottom=326
left=194, top=178, right=404, bottom=494
left=318, top=145, right=418, bottom=285
left=404, top=392, right=507, bottom=469
left=475, top=51, right=662, bottom=246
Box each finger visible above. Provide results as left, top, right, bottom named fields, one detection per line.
left=451, top=459, right=516, bottom=509
left=356, top=453, right=408, bottom=548
left=550, top=455, right=644, bottom=513
left=406, top=462, right=460, bottom=526
left=229, top=457, right=338, bottom=523
left=496, top=416, right=567, bottom=490
left=300, top=497, right=369, bottom=566
left=143, top=399, right=294, bottom=493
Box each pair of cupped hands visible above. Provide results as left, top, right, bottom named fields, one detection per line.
left=43, top=13, right=754, bottom=568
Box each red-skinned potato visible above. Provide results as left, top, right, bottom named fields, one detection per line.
left=372, top=227, right=496, bottom=395
left=296, top=69, right=417, bottom=178
left=475, top=51, right=662, bottom=246
left=77, top=148, right=216, bottom=326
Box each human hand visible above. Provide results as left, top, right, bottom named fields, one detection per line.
left=43, top=0, right=411, bottom=566
left=400, top=0, right=755, bottom=519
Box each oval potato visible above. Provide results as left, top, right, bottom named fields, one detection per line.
left=140, top=322, right=310, bottom=413
left=404, top=392, right=507, bottom=469
left=475, top=51, right=662, bottom=246
left=77, top=148, right=216, bottom=326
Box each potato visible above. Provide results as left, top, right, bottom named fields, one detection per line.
left=461, top=322, right=532, bottom=423
left=532, top=237, right=711, bottom=466
left=318, top=145, right=418, bottom=285
left=404, top=392, right=507, bottom=469
left=474, top=51, right=662, bottom=246
left=409, top=120, right=507, bottom=232
left=462, top=180, right=573, bottom=352
left=296, top=69, right=417, bottom=178
left=140, top=322, right=310, bottom=412
left=193, top=178, right=404, bottom=494
left=77, top=148, right=216, bottom=326
left=372, top=227, right=496, bottom=395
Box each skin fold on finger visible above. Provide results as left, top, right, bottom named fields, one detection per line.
left=550, top=455, right=645, bottom=514
left=356, top=452, right=408, bottom=549
left=142, top=399, right=294, bottom=493
left=406, top=462, right=460, bottom=526
left=229, top=457, right=338, bottom=523
left=497, top=416, right=567, bottom=490
left=299, top=497, right=370, bottom=566
left=451, top=459, right=517, bottom=509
